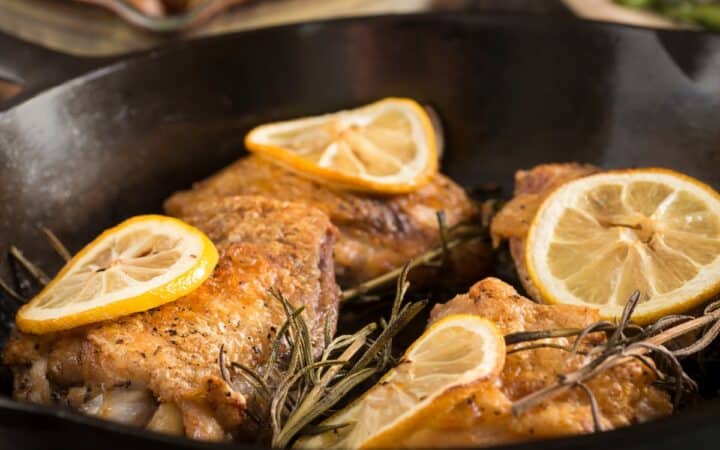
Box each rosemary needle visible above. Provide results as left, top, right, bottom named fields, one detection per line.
left=0, top=276, right=25, bottom=303
left=40, top=226, right=72, bottom=262
left=9, top=246, right=50, bottom=286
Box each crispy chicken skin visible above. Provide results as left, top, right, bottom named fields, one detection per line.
left=396, top=278, right=671, bottom=447
left=164, top=156, right=483, bottom=287
left=3, top=196, right=339, bottom=441
left=490, top=163, right=600, bottom=299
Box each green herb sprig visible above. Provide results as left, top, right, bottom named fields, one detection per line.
left=0, top=226, right=69, bottom=303
left=220, top=265, right=426, bottom=448
left=506, top=292, right=720, bottom=430
left=340, top=217, right=488, bottom=302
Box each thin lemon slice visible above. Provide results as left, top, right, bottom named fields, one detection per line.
left=245, top=98, right=438, bottom=193
left=17, top=215, right=218, bottom=334
left=296, top=314, right=505, bottom=449
left=526, top=168, right=720, bottom=324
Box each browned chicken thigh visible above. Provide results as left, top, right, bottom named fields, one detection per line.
left=3, top=196, right=339, bottom=441
left=165, top=156, right=483, bottom=287
left=395, top=277, right=672, bottom=447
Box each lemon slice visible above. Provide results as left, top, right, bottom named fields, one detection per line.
left=296, top=314, right=505, bottom=449
left=17, top=215, right=218, bottom=334
left=245, top=98, right=438, bottom=193
left=526, top=168, right=720, bottom=323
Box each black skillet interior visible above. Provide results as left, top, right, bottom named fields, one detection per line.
left=1, top=11, right=720, bottom=450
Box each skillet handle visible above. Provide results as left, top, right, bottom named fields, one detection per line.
left=0, top=30, right=106, bottom=109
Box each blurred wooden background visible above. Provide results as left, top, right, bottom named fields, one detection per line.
left=0, top=0, right=432, bottom=56
left=0, top=0, right=571, bottom=56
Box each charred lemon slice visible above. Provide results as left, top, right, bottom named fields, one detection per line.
left=526, top=169, right=720, bottom=324
left=245, top=98, right=438, bottom=194
left=296, top=314, right=505, bottom=449
left=17, top=215, right=218, bottom=334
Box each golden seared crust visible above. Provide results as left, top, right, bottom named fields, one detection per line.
left=407, top=277, right=671, bottom=447
left=490, top=163, right=600, bottom=300
left=164, top=156, right=481, bottom=287
left=4, top=196, right=339, bottom=441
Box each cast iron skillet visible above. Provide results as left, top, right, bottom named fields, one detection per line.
left=1, top=11, right=720, bottom=450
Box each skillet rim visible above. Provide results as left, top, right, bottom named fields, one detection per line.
left=1, top=10, right=720, bottom=450
left=2, top=10, right=720, bottom=114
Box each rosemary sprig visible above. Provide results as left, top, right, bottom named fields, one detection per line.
left=221, top=264, right=427, bottom=448
left=0, top=277, right=24, bottom=303
left=576, top=381, right=604, bottom=432
left=39, top=226, right=71, bottom=262
left=1, top=228, right=72, bottom=305
left=436, top=211, right=450, bottom=265
left=9, top=246, right=50, bottom=286
left=504, top=323, right=616, bottom=346
left=340, top=199, right=503, bottom=303
left=340, top=222, right=485, bottom=302
left=507, top=293, right=720, bottom=428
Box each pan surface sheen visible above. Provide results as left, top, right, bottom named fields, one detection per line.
left=0, top=12, right=719, bottom=450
